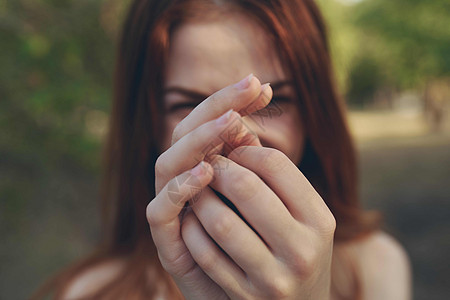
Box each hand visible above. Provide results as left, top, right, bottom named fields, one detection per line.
left=146, top=74, right=273, bottom=299
left=180, top=147, right=336, bottom=299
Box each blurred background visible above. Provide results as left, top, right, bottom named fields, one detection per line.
left=0, top=0, right=449, bottom=299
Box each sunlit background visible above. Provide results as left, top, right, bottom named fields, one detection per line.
left=1, top=0, right=449, bottom=299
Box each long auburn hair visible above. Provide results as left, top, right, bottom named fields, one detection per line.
left=31, top=0, right=380, bottom=299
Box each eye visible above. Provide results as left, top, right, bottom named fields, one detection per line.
left=251, top=96, right=292, bottom=118
left=265, top=96, right=293, bottom=109
left=270, top=96, right=292, bottom=105
left=167, top=102, right=197, bottom=113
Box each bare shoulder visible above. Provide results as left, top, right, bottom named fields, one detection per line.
left=343, top=231, right=412, bottom=300
left=62, top=256, right=128, bottom=299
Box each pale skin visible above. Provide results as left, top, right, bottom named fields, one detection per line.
left=63, top=14, right=412, bottom=300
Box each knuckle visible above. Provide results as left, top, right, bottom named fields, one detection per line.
left=171, top=122, right=183, bottom=145
left=146, top=201, right=161, bottom=227
left=320, top=212, right=337, bottom=236
left=264, top=275, right=294, bottom=299
left=207, top=91, right=219, bottom=105
left=294, top=255, right=315, bottom=278
left=282, top=232, right=317, bottom=278
left=187, top=123, right=204, bottom=142
left=154, top=154, right=167, bottom=177
left=260, top=148, right=289, bottom=174
left=196, top=249, right=217, bottom=273
left=314, top=208, right=337, bottom=237
left=211, top=214, right=234, bottom=239
left=228, top=170, right=259, bottom=200
left=159, top=249, right=192, bottom=277
left=290, top=246, right=317, bottom=278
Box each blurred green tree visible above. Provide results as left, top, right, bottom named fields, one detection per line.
left=319, top=0, right=450, bottom=106
left=347, top=55, right=383, bottom=107
left=351, top=0, right=450, bottom=89
left=0, top=1, right=128, bottom=298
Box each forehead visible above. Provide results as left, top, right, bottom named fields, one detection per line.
left=164, top=13, right=287, bottom=92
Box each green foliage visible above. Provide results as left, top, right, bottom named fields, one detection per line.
left=0, top=0, right=117, bottom=173
left=351, top=0, right=450, bottom=88
left=318, top=0, right=450, bottom=105
left=347, top=56, right=383, bottom=107
left=0, top=2, right=124, bottom=297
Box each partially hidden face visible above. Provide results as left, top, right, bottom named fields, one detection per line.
left=161, top=13, right=304, bottom=166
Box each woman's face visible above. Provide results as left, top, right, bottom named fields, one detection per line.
left=162, top=13, right=304, bottom=165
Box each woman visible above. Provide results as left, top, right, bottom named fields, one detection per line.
left=31, top=0, right=411, bottom=299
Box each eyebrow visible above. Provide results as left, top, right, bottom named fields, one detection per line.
left=163, top=80, right=294, bottom=103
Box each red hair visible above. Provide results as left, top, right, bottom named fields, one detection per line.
left=31, top=0, right=380, bottom=299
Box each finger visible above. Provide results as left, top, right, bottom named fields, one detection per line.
left=171, top=74, right=273, bottom=145
left=155, top=111, right=261, bottom=193
left=146, top=161, right=213, bottom=274
left=228, top=146, right=333, bottom=228
left=191, top=187, right=279, bottom=282
left=181, top=208, right=250, bottom=298
left=206, top=155, right=302, bottom=254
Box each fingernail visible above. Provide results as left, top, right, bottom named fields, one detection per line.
left=216, top=109, right=234, bottom=125
left=261, top=82, right=271, bottom=92
left=191, top=161, right=206, bottom=176
left=234, top=73, right=253, bottom=90
left=260, top=82, right=272, bottom=101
